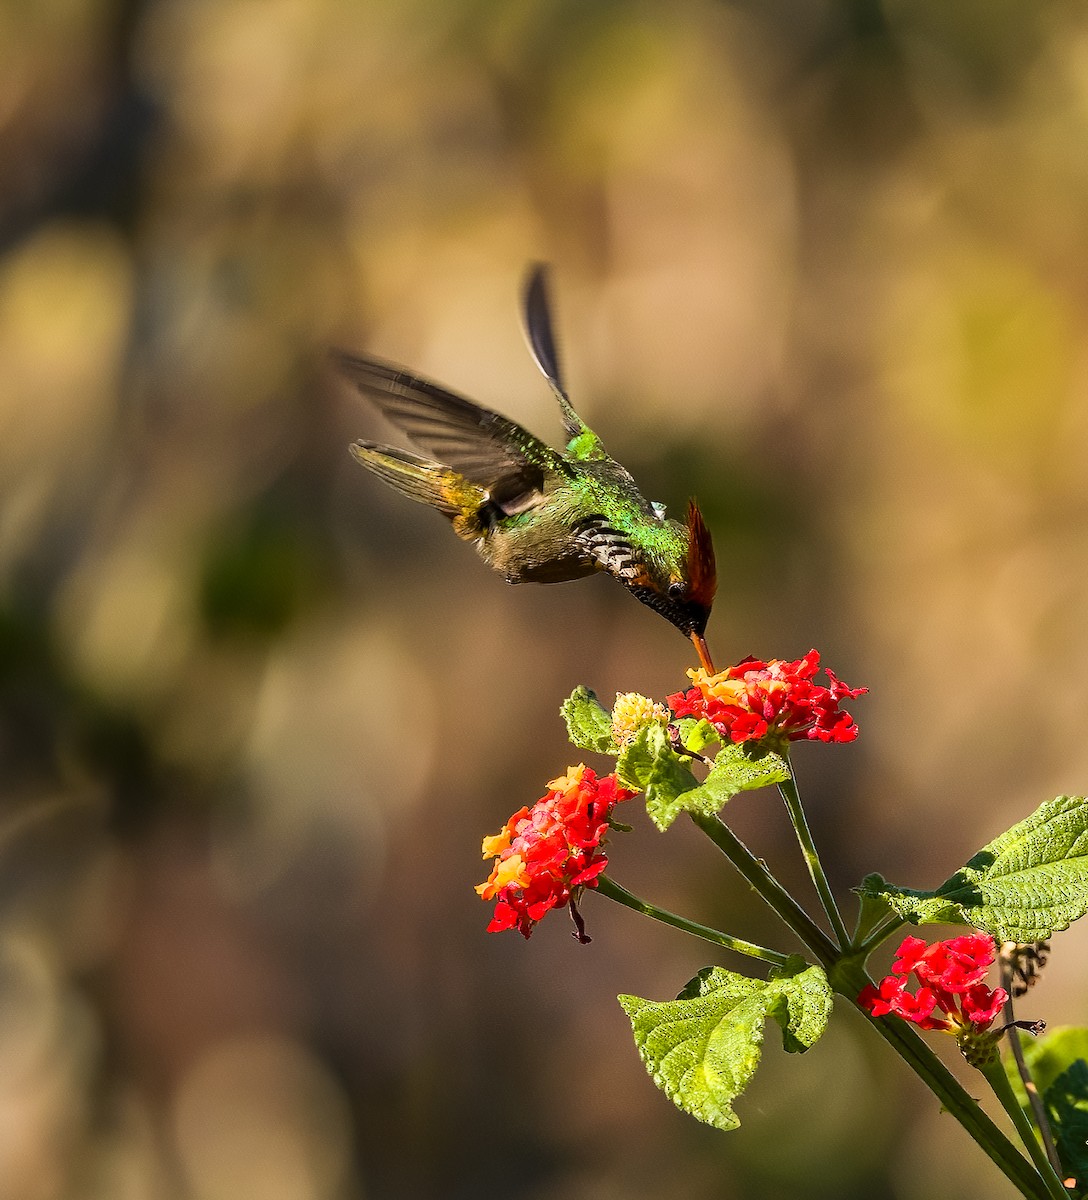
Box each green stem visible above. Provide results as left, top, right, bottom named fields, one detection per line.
left=596, top=875, right=792, bottom=968
left=638, top=820, right=1049, bottom=1198
left=855, top=914, right=907, bottom=959
left=688, top=811, right=838, bottom=967
left=778, top=771, right=850, bottom=948
left=831, top=961, right=1052, bottom=1200
left=981, top=1057, right=1069, bottom=1200
left=1000, top=956, right=1064, bottom=1180
left=654, top=779, right=1051, bottom=1194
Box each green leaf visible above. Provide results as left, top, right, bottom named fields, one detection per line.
left=1012, top=1027, right=1088, bottom=1193
left=561, top=686, right=615, bottom=755
left=707, top=741, right=792, bottom=799
left=615, top=724, right=790, bottom=831
left=615, top=722, right=699, bottom=820
left=614, top=719, right=659, bottom=789
left=677, top=717, right=720, bottom=754
left=1013, top=1026, right=1088, bottom=1097
left=618, top=960, right=832, bottom=1131
left=856, top=796, right=1088, bottom=942
left=1046, top=1061, right=1088, bottom=1194
left=771, top=957, right=835, bottom=1054
left=647, top=742, right=791, bottom=832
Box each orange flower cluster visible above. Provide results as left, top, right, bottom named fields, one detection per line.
left=476, top=765, right=634, bottom=939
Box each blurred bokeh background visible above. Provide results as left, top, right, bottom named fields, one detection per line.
left=2, top=0, right=1088, bottom=1197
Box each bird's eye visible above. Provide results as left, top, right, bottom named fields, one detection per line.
left=667, top=581, right=686, bottom=602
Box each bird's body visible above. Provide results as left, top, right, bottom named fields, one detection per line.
left=479, top=459, right=687, bottom=586
left=337, top=266, right=717, bottom=668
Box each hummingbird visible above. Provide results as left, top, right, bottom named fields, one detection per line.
left=335, top=265, right=717, bottom=671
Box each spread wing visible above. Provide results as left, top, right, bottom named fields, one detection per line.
left=334, top=351, right=572, bottom=514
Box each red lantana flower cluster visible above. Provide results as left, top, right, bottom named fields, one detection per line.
left=858, top=934, right=1008, bottom=1045
left=476, top=764, right=635, bottom=940
left=668, top=650, right=866, bottom=746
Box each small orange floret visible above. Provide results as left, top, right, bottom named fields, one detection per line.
left=481, top=829, right=513, bottom=859
left=546, top=763, right=586, bottom=793
left=474, top=852, right=530, bottom=900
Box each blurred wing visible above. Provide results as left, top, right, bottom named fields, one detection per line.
left=522, top=264, right=585, bottom=443
left=348, top=442, right=487, bottom=517
left=334, top=351, right=571, bottom=513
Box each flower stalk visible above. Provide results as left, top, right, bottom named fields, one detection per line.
left=832, top=958, right=1054, bottom=1200
left=596, top=875, right=793, bottom=968
left=980, top=1057, right=1070, bottom=1200
left=688, top=810, right=839, bottom=967
left=1000, top=951, right=1063, bottom=1181
left=854, top=914, right=906, bottom=958
left=778, top=770, right=850, bottom=948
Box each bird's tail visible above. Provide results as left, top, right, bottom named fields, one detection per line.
left=350, top=442, right=488, bottom=539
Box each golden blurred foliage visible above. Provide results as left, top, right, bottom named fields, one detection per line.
left=1, top=1, right=1087, bottom=1197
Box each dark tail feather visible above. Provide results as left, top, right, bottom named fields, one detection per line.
left=521, top=264, right=586, bottom=443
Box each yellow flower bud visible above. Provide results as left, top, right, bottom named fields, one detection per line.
left=611, top=692, right=668, bottom=746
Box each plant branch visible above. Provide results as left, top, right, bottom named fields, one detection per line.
left=778, top=771, right=850, bottom=947
left=999, top=951, right=1064, bottom=1182
left=854, top=914, right=907, bottom=959
left=596, top=875, right=793, bottom=967
left=688, top=811, right=838, bottom=967
left=981, top=1056, right=1069, bottom=1200
left=831, top=959, right=1054, bottom=1200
